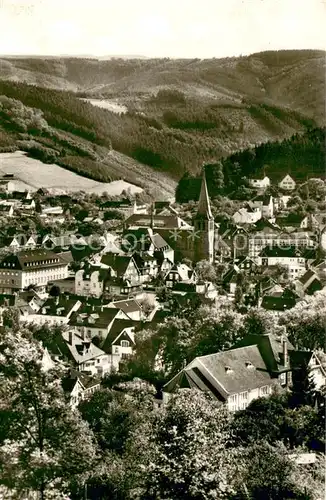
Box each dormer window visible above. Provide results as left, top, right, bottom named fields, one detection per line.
left=225, top=366, right=233, bottom=374
left=245, top=362, right=255, bottom=369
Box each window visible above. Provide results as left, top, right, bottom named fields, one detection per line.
left=260, top=385, right=270, bottom=397
left=228, top=394, right=238, bottom=412
left=279, top=372, right=287, bottom=386
left=239, top=391, right=249, bottom=410
left=121, top=340, right=129, bottom=348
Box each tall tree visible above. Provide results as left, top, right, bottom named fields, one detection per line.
left=0, top=329, right=97, bottom=499
left=143, top=389, right=238, bottom=499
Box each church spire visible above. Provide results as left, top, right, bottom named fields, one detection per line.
left=197, top=168, right=213, bottom=219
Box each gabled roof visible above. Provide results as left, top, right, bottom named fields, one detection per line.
left=151, top=232, right=170, bottom=250
left=132, top=252, right=156, bottom=269
left=234, top=333, right=295, bottom=373
left=279, top=174, right=295, bottom=183
left=110, top=299, right=142, bottom=315
left=305, top=278, right=323, bottom=296
left=301, top=248, right=318, bottom=260
left=61, top=331, right=106, bottom=364
left=164, top=345, right=274, bottom=399
left=62, top=368, right=101, bottom=393
left=252, top=218, right=280, bottom=232
left=167, top=263, right=193, bottom=281
left=77, top=265, right=109, bottom=282
left=100, top=253, right=138, bottom=276
left=37, top=296, right=81, bottom=317
left=276, top=214, right=306, bottom=227
left=0, top=205, right=13, bottom=212
left=70, top=245, right=104, bottom=262
left=102, top=319, right=136, bottom=352
left=54, top=250, right=74, bottom=264
left=251, top=194, right=273, bottom=205
left=43, top=233, right=82, bottom=248
left=69, top=307, right=122, bottom=329
left=299, top=269, right=316, bottom=286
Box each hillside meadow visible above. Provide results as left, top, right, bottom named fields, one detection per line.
left=0, top=151, right=143, bottom=195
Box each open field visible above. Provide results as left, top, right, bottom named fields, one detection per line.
left=80, top=98, right=128, bottom=114
left=0, top=151, right=143, bottom=195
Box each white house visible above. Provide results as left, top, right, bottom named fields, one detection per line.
left=60, top=330, right=113, bottom=376
left=102, top=324, right=136, bottom=361
left=279, top=175, right=296, bottom=191
left=75, top=266, right=107, bottom=298
left=163, top=333, right=295, bottom=410
left=308, top=351, right=326, bottom=390
left=63, top=369, right=101, bottom=408
left=0, top=204, right=14, bottom=217
left=108, top=299, right=144, bottom=321
left=164, top=263, right=196, bottom=288
left=260, top=246, right=307, bottom=280
left=233, top=206, right=262, bottom=224
left=0, top=249, right=69, bottom=294
left=248, top=176, right=270, bottom=189
left=21, top=296, right=82, bottom=326
left=69, top=306, right=131, bottom=343
left=249, top=195, right=274, bottom=218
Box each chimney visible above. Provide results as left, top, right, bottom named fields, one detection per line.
left=68, top=331, right=73, bottom=345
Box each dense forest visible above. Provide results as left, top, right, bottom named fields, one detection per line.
left=0, top=50, right=324, bottom=189
left=1, top=50, right=324, bottom=123
left=175, top=127, right=326, bottom=202
left=0, top=79, right=319, bottom=184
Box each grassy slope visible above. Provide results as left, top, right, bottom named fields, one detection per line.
left=0, top=125, right=176, bottom=199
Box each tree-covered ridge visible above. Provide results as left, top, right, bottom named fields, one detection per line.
left=176, top=127, right=326, bottom=202
left=0, top=77, right=320, bottom=185
left=1, top=50, right=324, bottom=122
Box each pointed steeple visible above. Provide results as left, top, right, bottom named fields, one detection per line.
left=197, top=169, right=213, bottom=219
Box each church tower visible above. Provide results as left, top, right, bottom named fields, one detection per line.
left=193, top=169, right=215, bottom=263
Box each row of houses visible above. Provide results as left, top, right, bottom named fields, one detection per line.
left=248, top=174, right=297, bottom=191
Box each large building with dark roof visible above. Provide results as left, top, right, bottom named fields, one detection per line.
left=0, top=249, right=69, bottom=293
left=123, top=171, right=216, bottom=264
left=163, top=333, right=310, bottom=411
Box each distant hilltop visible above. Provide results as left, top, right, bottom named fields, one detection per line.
left=0, top=54, right=149, bottom=60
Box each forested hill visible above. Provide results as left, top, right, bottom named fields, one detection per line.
left=0, top=50, right=324, bottom=187
left=175, top=127, right=326, bottom=202
left=0, top=50, right=325, bottom=122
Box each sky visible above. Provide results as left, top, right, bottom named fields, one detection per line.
left=0, top=0, right=325, bottom=58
